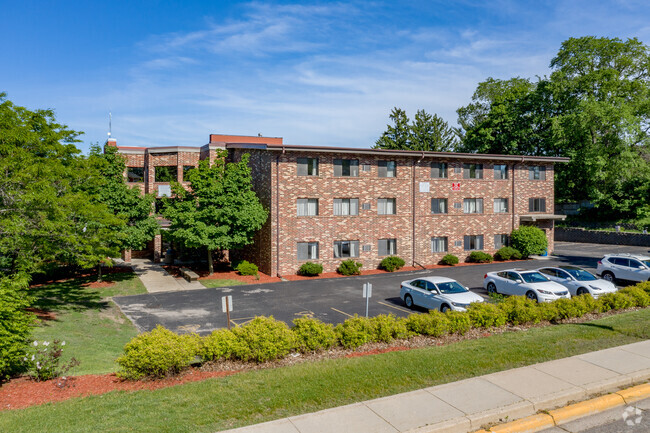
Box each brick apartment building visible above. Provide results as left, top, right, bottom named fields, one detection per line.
left=111, top=134, right=568, bottom=277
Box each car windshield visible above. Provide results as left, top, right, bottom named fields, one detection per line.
left=520, top=272, right=549, bottom=283
left=436, top=281, right=468, bottom=294
left=642, top=260, right=650, bottom=268
left=563, top=268, right=597, bottom=281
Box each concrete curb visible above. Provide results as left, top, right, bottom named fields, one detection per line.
left=472, top=382, right=650, bottom=433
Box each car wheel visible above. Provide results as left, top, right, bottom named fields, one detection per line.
left=526, top=291, right=539, bottom=303
left=487, top=282, right=497, bottom=294
left=577, top=287, right=588, bottom=296
left=404, top=294, right=414, bottom=309
left=440, top=304, right=450, bottom=313
left=602, top=272, right=615, bottom=283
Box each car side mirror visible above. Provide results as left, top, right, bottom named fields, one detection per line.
left=516, top=279, right=523, bottom=283
left=639, top=266, right=645, bottom=270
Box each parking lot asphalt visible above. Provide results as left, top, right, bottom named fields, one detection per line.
left=112, top=242, right=650, bottom=335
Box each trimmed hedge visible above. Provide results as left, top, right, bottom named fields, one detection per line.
left=380, top=256, right=406, bottom=272
left=116, top=282, right=650, bottom=380
left=440, top=254, right=459, bottom=266
left=298, top=262, right=323, bottom=277
left=467, top=251, right=493, bottom=263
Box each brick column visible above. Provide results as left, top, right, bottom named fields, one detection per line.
left=153, top=234, right=162, bottom=263
left=121, top=249, right=132, bottom=263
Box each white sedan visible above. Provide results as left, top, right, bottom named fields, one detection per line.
left=483, top=269, right=570, bottom=303
left=537, top=266, right=617, bottom=298
left=400, top=276, right=484, bottom=312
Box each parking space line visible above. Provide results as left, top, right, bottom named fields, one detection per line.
left=230, top=317, right=255, bottom=326
left=331, top=307, right=353, bottom=318
left=377, top=301, right=411, bottom=314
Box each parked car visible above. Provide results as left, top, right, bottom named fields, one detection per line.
left=537, top=266, right=617, bottom=298
left=596, top=253, right=650, bottom=284
left=483, top=269, right=570, bottom=302
left=400, top=276, right=484, bottom=312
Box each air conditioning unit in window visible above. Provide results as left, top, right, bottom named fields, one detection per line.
left=362, top=245, right=371, bottom=252
left=362, top=203, right=371, bottom=210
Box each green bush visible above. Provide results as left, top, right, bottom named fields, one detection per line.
left=467, top=302, right=507, bottom=328
left=494, top=247, right=523, bottom=261
left=235, top=260, right=259, bottom=276
left=380, top=256, right=406, bottom=272
left=370, top=314, right=411, bottom=342
left=554, top=298, right=582, bottom=320
left=116, top=326, right=200, bottom=379
left=510, top=226, right=548, bottom=258
left=337, top=259, right=363, bottom=276
left=446, top=311, right=472, bottom=335
left=620, top=287, right=650, bottom=307
left=599, top=292, right=635, bottom=312
left=297, top=262, right=323, bottom=276
left=405, top=311, right=450, bottom=337
left=200, top=329, right=242, bottom=361
left=291, top=318, right=337, bottom=352
left=635, top=281, right=650, bottom=294
left=538, top=301, right=560, bottom=322
left=572, top=293, right=601, bottom=315
left=232, top=316, right=296, bottom=362
left=440, top=254, right=459, bottom=266
left=499, top=296, right=542, bottom=325
left=467, top=251, right=493, bottom=263
left=0, top=274, right=34, bottom=380
left=335, top=316, right=375, bottom=348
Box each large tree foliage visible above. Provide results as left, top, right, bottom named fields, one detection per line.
left=457, top=37, right=650, bottom=220
left=375, top=107, right=458, bottom=151
left=162, top=150, right=268, bottom=274
left=88, top=144, right=158, bottom=252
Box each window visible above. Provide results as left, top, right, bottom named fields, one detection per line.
left=297, top=198, right=319, bottom=216
left=529, top=165, right=546, bottom=180
left=182, top=165, right=195, bottom=181
left=463, top=198, right=484, bottom=214
left=333, top=198, right=359, bottom=216
left=155, top=166, right=177, bottom=182
left=431, top=198, right=448, bottom=214
left=297, top=242, right=319, bottom=260
left=127, top=167, right=144, bottom=183
left=528, top=198, right=546, bottom=212
left=333, top=159, right=359, bottom=177
left=464, top=235, right=484, bottom=251
left=494, top=234, right=509, bottom=249
left=297, top=158, right=319, bottom=176
left=431, top=237, right=448, bottom=253
left=378, top=160, right=396, bottom=177
left=378, top=238, right=397, bottom=256
left=431, top=162, right=448, bottom=178
left=377, top=198, right=396, bottom=215
left=334, top=240, right=359, bottom=258
left=463, top=163, right=483, bottom=179
left=494, top=198, right=509, bottom=213
left=494, top=164, right=508, bottom=179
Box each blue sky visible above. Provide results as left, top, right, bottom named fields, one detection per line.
left=2, top=0, right=649, bottom=153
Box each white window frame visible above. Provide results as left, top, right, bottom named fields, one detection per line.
left=297, top=198, right=319, bottom=216
left=377, top=198, right=396, bottom=215
left=333, top=198, right=359, bottom=216
left=493, top=198, right=508, bottom=213
left=463, top=198, right=484, bottom=214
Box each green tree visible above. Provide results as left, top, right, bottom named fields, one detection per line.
left=162, top=150, right=268, bottom=274
left=374, top=107, right=410, bottom=150
left=375, top=107, right=458, bottom=152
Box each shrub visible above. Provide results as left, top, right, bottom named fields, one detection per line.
left=380, top=256, right=406, bottom=272
left=635, top=281, right=650, bottom=294
left=499, top=296, right=541, bottom=325
left=538, top=301, right=560, bottom=322
left=200, top=329, right=242, bottom=361
left=24, top=340, right=80, bottom=382
left=298, top=262, right=323, bottom=276
left=405, top=311, right=450, bottom=337
left=446, top=311, right=472, bottom=335
left=509, top=226, right=547, bottom=258
left=599, top=292, right=635, bottom=312
left=467, top=251, right=493, bottom=263
left=440, top=254, right=459, bottom=266
left=335, top=316, right=375, bottom=348
left=467, top=302, right=507, bottom=328
left=235, top=260, right=258, bottom=276
left=116, top=326, right=199, bottom=379
left=370, top=314, right=411, bottom=342
left=554, top=298, right=582, bottom=320
left=0, top=274, right=34, bottom=380
left=291, top=318, right=338, bottom=352
left=494, top=247, right=522, bottom=261
left=231, top=316, right=296, bottom=362
left=620, top=287, right=650, bottom=307
left=337, top=259, right=363, bottom=276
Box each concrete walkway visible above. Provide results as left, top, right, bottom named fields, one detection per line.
left=224, top=340, right=650, bottom=433
left=130, top=259, right=204, bottom=293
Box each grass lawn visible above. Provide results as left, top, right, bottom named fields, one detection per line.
left=199, top=279, right=247, bottom=288
left=2, top=308, right=650, bottom=433
left=28, top=272, right=146, bottom=376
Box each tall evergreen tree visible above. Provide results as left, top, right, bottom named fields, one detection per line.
left=375, top=107, right=458, bottom=151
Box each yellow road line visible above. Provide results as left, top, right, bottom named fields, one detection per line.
left=377, top=301, right=411, bottom=314
left=331, top=307, right=353, bottom=318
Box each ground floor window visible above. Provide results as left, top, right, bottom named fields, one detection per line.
left=464, top=235, right=484, bottom=251
left=494, top=234, right=509, bottom=249
left=334, top=240, right=359, bottom=258
left=297, top=242, right=319, bottom=260
left=378, top=238, right=397, bottom=256
left=431, top=237, right=448, bottom=253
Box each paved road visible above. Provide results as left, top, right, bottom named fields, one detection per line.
left=539, top=397, right=650, bottom=433
left=113, top=242, right=650, bottom=334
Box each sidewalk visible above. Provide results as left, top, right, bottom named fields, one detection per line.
left=224, top=340, right=650, bottom=433
left=130, top=258, right=204, bottom=292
